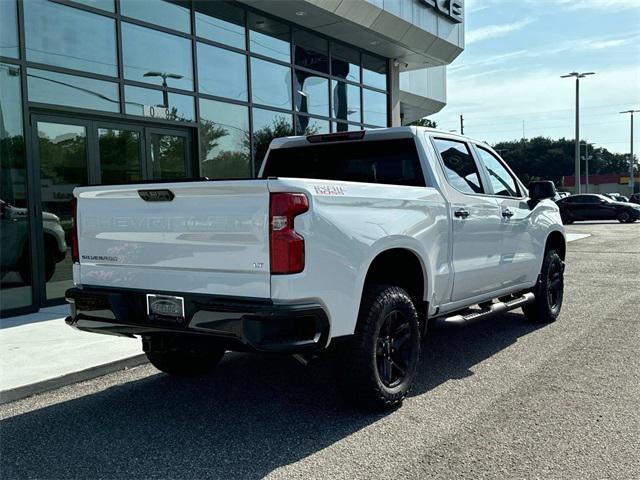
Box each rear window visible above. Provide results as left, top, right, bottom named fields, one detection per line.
left=261, top=138, right=425, bottom=187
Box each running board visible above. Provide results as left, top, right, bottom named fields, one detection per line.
left=442, top=292, right=535, bottom=324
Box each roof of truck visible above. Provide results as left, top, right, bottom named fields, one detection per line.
left=269, top=126, right=480, bottom=150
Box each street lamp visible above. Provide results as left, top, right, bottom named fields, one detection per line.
left=619, top=109, right=639, bottom=195
left=143, top=71, right=183, bottom=108
left=561, top=71, right=595, bottom=193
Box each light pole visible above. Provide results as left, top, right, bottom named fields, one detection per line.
left=143, top=71, right=183, bottom=108
left=561, top=71, right=595, bottom=193
left=620, top=109, right=639, bottom=195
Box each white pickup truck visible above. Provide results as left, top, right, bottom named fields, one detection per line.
left=66, top=127, right=565, bottom=410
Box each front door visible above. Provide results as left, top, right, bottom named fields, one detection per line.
left=33, top=118, right=90, bottom=303
left=31, top=115, right=193, bottom=305
left=473, top=145, right=539, bottom=287
left=146, top=128, right=192, bottom=180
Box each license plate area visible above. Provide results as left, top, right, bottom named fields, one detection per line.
left=146, top=294, right=185, bottom=323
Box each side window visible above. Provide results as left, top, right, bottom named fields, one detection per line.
left=476, top=147, right=520, bottom=197
left=432, top=138, right=484, bottom=194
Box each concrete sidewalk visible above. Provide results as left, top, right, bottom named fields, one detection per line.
left=0, top=305, right=145, bottom=404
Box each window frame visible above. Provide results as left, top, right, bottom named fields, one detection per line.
left=430, top=136, right=487, bottom=197
left=471, top=143, right=526, bottom=199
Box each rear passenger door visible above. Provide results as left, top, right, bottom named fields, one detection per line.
left=431, top=137, right=504, bottom=303
left=473, top=145, right=539, bottom=287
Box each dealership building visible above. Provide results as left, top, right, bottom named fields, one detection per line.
left=0, top=0, right=464, bottom=316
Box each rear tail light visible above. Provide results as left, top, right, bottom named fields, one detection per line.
left=269, top=193, right=309, bottom=274
left=70, top=196, right=79, bottom=263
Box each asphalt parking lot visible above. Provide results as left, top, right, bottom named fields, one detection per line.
left=1, top=222, right=638, bottom=480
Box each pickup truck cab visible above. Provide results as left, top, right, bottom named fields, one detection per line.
left=66, top=127, right=565, bottom=410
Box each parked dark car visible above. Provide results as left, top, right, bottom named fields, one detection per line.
left=557, top=194, right=640, bottom=224
left=629, top=193, right=640, bottom=205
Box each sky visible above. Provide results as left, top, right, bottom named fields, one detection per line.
left=430, top=0, right=640, bottom=154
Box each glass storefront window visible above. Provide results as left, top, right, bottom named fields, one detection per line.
left=197, top=43, right=247, bottom=101
left=27, top=68, right=120, bottom=113
left=1, top=63, right=32, bottom=312
left=252, top=108, right=293, bottom=173
left=72, top=0, right=115, bottom=12
left=294, top=30, right=328, bottom=74
left=332, top=80, right=361, bottom=123
left=37, top=121, right=88, bottom=302
left=24, top=0, right=117, bottom=77
left=333, top=122, right=363, bottom=133
left=363, top=88, right=387, bottom=126
left=121, top=0, right=191, bottom=34
left=199, top=99, right=250, bottom=179
left=331, top=43, right=360, bottom=83
left=362, top=54, right=387, bottom=90
left=122, top=22, right=194, bottom=91
left=98, top=128, right=143, bottom=184
left=295, top=116, right=330, bottom=136
left=294, top=71, right=329, bottom=117
left=195, top=2, right=245, bottom=49
left=249, top=13, right=290, bottom=63
left=0, top=0, right=19, bottom=58
left=124, top=85, right=195, bottom=122
left=251, top=58, right=292, bottom=110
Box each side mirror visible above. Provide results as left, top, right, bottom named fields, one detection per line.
left=528, top=181, right=556, bottom=205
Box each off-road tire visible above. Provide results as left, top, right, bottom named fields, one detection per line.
left=333, top=285, right=420, bottom=411
left=146, top=345, right=225, bottom=377
left=523, top=249, right=564, bottom=323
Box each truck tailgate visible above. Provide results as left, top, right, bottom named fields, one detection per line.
left=75, top=180, right=271, bottom=298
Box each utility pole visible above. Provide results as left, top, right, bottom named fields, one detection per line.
left=581, top=142, right=592, bottom=193
left=459, top=115, right=464, bottom=135
left=562, top=72, right=595, bottom=193
left=620, top=109, right=639, bottom=195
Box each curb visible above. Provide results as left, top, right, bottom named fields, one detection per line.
left=0, top=354, right=149, bottom=405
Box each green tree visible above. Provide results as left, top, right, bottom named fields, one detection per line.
left=491, top=137, right=632, bottom=186
left=407, top=118, right=437, bottom=128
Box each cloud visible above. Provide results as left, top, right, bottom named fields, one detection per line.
left=555, top=0, right=640, bottom=11
left=467, top=0, right=640, bottom=13
left=432, top=66, right=640, bottom=153
left=466, top=19, right=535, bottom=45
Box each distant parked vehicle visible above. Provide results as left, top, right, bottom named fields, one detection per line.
left=1, top=199, right=67, bottom=282
left=606, top=193, right=629, bottom=203
left=553, top=191, right=571, bottom=202
left=629, top=193, right=640, bottom=205
left=557, top=194, right=640, bottom=224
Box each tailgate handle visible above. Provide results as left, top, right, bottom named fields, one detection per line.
left=138, top=189, right=175, bottom=202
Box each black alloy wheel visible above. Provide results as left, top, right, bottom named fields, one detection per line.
left=546, top=254, right=563, bottom=315
left=376, top=309, right=413, bottom=388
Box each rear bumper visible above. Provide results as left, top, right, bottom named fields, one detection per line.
left=65, top=286, right=330, bottom=353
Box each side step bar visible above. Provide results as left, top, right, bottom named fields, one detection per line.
left=442, top=292, right=535, bottom=324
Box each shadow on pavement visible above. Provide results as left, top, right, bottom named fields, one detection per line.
left=0, top=312, right=543, bottom=479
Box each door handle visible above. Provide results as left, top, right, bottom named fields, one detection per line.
left=502, top=208, right=514, bottom=218
left=454, top=209, right=470, bottom=219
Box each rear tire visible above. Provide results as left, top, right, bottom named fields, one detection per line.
left=146, top=340, right=225, bottom=377
left=560, top=212, right=574, bottom=225
left=333, top=285, right=420, bottom=411
left=523, top=249, right=564, bottom=323
left=617, top=211, right=631, bottom=223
